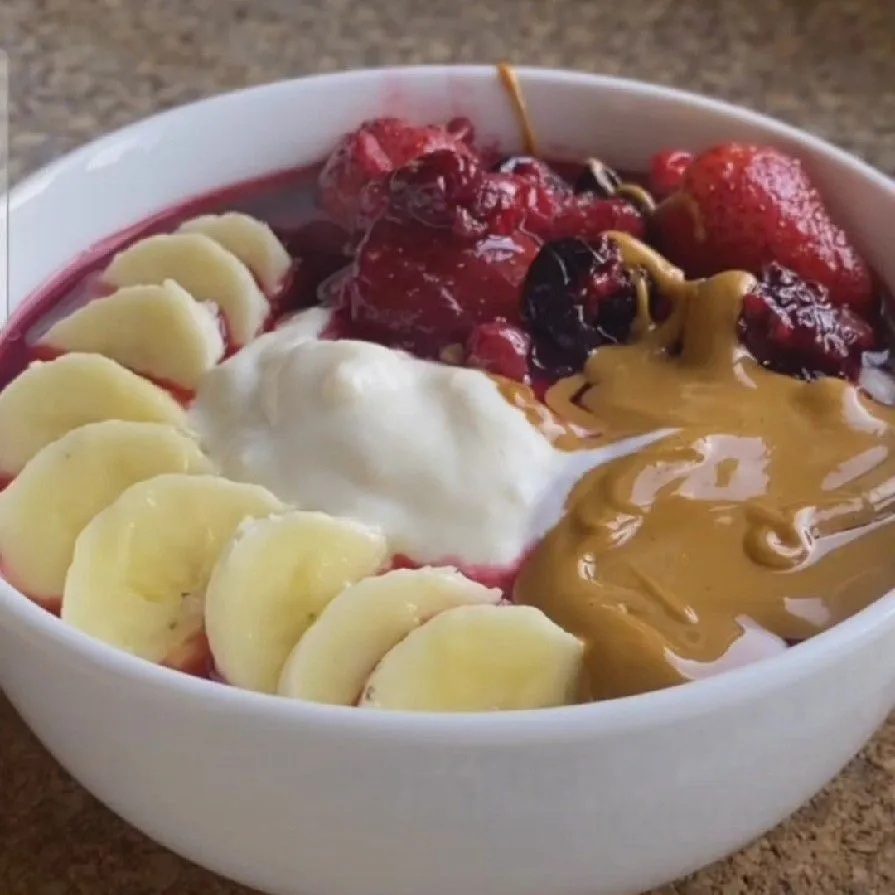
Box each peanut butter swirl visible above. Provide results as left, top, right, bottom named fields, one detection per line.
left=516, top=232, right=895, bottom=701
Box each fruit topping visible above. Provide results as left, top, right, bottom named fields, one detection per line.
left=103, top=232, right=269, bottom=345
left=495, top=155, right=573, bottom=233
left=445, top=116, right=476, bottom=143
left=466, top=321, right=532, bottom=383
left=574, top=159, right=657, bottom=217
left=318, top=117, right=477, bottom=232
left=0, top=421, right=211, bottom=603
left=537, top=195, right=647, bottom=244
left=330, top=216, right=539, bottom=356
left=38, top=282, right=225, bottom=391
left=385, top=149, right=529, bottom=238
left=205, top=511, right=389, bottom=693
left=522, top=236, right=638, bottom=376
left=649, top=149, right=693, bottom=200
left=0, top=353, right=187, bottom=477
left=278, top=566, right=501, bottom=705
left=496, top=157, right=566, bottom=235
left=359, top=603, right=583, bottom=711
left=653, top=142, right=875, bottom=314
left=178, top=212, right=293, bottom=294
left=492, top=155, right=647, bottom=244
left=574, top=158, right=623, bottom=198
left=60, top=473, right=284, bottom=667
left=738, top=263, right=877, bottom=381
left=497, top=156, right=571, bottom=194
left=614, top=183, right=658, bottom=217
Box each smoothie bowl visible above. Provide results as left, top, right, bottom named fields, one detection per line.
left=1, top=65, right=895, bottom=895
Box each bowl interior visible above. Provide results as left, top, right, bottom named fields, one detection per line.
left=3, top=65, right=895, bottom=730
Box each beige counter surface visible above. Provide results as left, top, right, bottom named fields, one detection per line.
left=2, top=0, right=895, bottom=892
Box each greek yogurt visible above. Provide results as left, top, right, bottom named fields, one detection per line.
left=190, top=310, right=566, bottom=566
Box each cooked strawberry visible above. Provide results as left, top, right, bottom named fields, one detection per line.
left=318, top=117, right=478, bottom=231
left=466, top=322, right=532, bottom=383
left=649, top=149, right=693, bottom=200
left=538, top=195, right=647, bottom=244
left=330, top=217, right=539, bottom=357
left=495, top=157, right=572, bottom=234
left=653, top=143, right=875, bottom=314
left=385, top=149, right=531, bottom=239
left=493, top=157, right=646, bottom=244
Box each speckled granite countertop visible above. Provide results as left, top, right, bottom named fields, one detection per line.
left=2, top=0, right=895, bottom=893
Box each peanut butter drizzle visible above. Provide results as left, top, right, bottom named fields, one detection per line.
left=516, top=231, right=895, bottom=701
left=614, top=183, right=657, bottom=214
left=497, top=62, right=539, bottom=157
left=494, top=377, right=602, bottom=451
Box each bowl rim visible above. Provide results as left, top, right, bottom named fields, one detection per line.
left=4, top=64, right=895, bottom=742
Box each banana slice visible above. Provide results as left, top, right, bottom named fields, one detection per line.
left=61, top=473, right=284, bottom=665
left=0, top=353, right=188, bottom=477
left=278, top=567, right=502, bottom=706
left=38, top=281, right=225, bottom=391
left=205, top=511, right=389, bottom=693
left=178, top=213, right=292, bottom=294
left=359, top=604, right=584, bottom=712
left=103, top=232, right=269, bottom=345
left=0, top=421, right=212, bottom=604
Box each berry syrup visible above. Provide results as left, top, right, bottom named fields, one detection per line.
left=0, top=164, right=338, bottom=397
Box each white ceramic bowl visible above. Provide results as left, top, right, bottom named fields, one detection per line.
left=2, top=66, right=895, bottom=895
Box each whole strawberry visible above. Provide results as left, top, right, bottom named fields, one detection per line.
left=653, top=143, right=875, bottom=315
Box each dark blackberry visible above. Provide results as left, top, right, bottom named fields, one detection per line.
left=576, top=159, right=656, bottom=224
left=522, top=236, right=638, bottom=377
left=573, top=158, right=623, bottom=199
left=738, top=263, right=878, bottom=382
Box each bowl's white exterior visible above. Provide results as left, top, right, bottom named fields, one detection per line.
left=2, top=67, right=895, bottom=895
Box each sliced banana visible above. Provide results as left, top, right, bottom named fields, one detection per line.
left=178, top=213, right=292, bottom=294
left=103, top=232, right=269, bottom=345
left=278, top=567, right=502, bottom=706
left=205, top=511, right=389, bottom=693
left=359, top=604, right=584, bottom=712
left=61, top=473, right=284, bottom=665
left=0, top=353, right=188, bottom=477
left=38, top=281, right=225, bottom=391
left=0, top=421, right=212, bottom=603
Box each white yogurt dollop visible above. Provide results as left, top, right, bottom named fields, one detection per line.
left=190, top=310, right=564, bottom=566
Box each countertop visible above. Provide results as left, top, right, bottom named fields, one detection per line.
left=2, top=0, right=895, bottom=892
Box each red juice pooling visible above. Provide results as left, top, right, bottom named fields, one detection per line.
left=0, top=163, right=346, bottom=393
left=389, top=554, right=521, bottom=598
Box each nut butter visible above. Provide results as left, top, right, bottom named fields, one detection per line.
left=516, top=232, right=895, bottom=700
